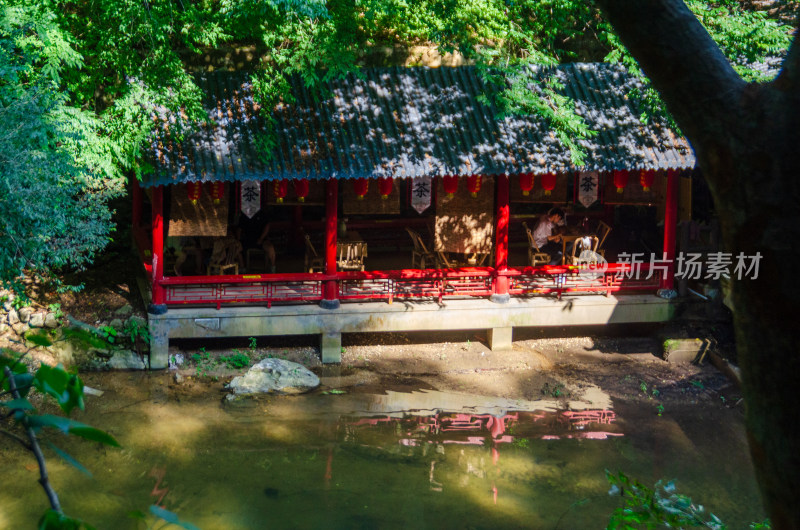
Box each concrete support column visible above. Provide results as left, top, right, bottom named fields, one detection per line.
left=321, top=178, right=340, bottom=309
left=148, top=319, right=169, bottom=369
left=491, top=174, right=510, bottom=303
left=320, top=331, right=342, bottom=363
left=488, top=327, right=513, bottom=351
left=660, top=169, right=679, bottom=291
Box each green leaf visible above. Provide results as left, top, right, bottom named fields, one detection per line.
left=33, top=364, right=84, bottom=415
left=25, top=330, right=54, bottom=348
left=149, top=505, right=201, bottom=530
left=47, top=441, right=92, bottom=477
left=27, top=415, right=120, bottom=447
left=0, top=398, right=34, bottom=411
left=38, top=509, right=95, bottom=530
left=10, top=373, right=34, bottom=398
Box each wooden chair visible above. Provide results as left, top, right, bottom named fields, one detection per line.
left=207, top=238, right=242, bottom=275
left=246, top=248, right=268, bottom=272
left=522, top=222, right=551, bottom=266
left=337, top=241, right=367, bottom=271
left=406, top=228, right=436, bottom=269
left=304, top=235, right=324, bottom=273
left=595, top=220, right=612, bottom=257
left=567, top=235, right=600, bottom=265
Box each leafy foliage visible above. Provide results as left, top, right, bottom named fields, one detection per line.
left=1, top=344, right=119, bottom=527
left=0, top=0, right=794, bottom=286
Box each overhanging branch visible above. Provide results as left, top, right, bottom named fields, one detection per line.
left=595, top=0, right=747, bottom=149
left=775, top=30, right=800, bottom=90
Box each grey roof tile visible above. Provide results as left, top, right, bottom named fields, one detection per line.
left=143, top=64, right=695, bottom=187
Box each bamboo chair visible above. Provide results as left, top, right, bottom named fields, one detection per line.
left=406, top=228, right=436, bottom=269
left=595, top=220, right=612, bottom=257
left=304, top=235, right=324, bottom=273
left=207, top=238, right=242, bottom=275
left=522, top=222, right=551, bottom=267
left=567, top=235, right=600, bottom=265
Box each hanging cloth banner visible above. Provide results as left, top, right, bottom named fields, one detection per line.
left=240, top=180, right=261, bottom=219
left=411, top=177, right=432, bottom=214
left=577, top=171, right=599, bottom=208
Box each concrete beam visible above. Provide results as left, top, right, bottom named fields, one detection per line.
left=147, top=294, right=675, bottom=366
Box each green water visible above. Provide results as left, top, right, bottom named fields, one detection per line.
left=0, top=373, right=763, bottom=529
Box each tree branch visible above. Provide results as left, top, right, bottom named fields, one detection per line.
left=4, top=366, right=62, bottom=514
left=594, top=0, right=747, bottom=150
left=0, top=426, right=32, bottom=450
left=774, top=30, right=800, bottom=90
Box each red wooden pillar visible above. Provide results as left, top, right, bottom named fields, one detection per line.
left=150, top=185, right=167, bottom=311
left=321, top=178, right=340, bottom=309
left=132, top=176, right=142, bottom=230
left=492, top=174, right=510, bottom=303
left=660, top=169, right=679, bottom=291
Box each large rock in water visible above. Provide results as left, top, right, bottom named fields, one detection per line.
left=228, top=358, right=320, bottom=397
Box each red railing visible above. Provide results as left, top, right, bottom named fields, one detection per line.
left=505, top=263, right=662, bottom=298
left=156, top=263, right=661, bottom=308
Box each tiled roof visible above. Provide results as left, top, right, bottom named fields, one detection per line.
left=143, top=64, right=695, bottom=187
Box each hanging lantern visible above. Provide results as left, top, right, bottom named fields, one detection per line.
left=208, top=181, right=225, bottom=204
left=613, top=170, right=629, bottom=194
left=519, top=173, right=534, bottom=196
left=273, top=179, right=288, bottom=203
left=540, top=173, right=557, bottom=196
left=639, top=170, right=655, bottom=192
left=377, top=177, right=393, bottom=200
left=442, top=175, right=458, bottom=198
left=353, top=178, right=369, bottom=200
left=294, top=179, right=310, bottom=203
left=467, top=175, right=482, bottom=198
left=186, top=181, right=202, bottom=204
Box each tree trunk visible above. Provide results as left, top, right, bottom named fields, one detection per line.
left=595, top=0, right=800, bottom=526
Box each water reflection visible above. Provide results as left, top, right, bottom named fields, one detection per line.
left=339, top=408, right=621, bottom=507
left=0, top=377, right=764, bottom=529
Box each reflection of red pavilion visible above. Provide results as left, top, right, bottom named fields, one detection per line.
left=340, top=409, right=622, bottom=505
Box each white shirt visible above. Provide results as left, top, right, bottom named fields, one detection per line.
left=533, top=218, right=555, bottom=248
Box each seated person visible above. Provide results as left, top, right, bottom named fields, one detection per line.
left=167, top=236, right=202, bottom=276
left=532, top=207, right=566, bottom=265
left=237, top=210, right=276, bottom=273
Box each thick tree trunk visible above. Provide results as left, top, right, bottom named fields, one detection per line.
left=596, top=1, right=800, bottom=527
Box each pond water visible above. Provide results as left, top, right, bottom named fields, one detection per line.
left=0, top=372, right=764, bottom=529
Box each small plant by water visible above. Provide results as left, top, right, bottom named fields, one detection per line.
left=542, top=381, right=568, bottom=398
left=605, top=470, right=770, bottom=529
left=220, top=350, right=251, bottom=370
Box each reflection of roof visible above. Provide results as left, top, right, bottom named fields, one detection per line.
left=143, top=64, right=695, bottom=187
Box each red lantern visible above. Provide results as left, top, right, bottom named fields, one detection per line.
left=519, top=174, right=534, bottom=196
left=442, top=176, right=458, bottom=197
left=377, top=177, right=393, bottom=200
left=353, top=178, right=369, bottom=200
left=294, top=179, right=309, bottom=202
left=540, top=173, right=557, bottom=196
left=186, top=182, right=202, bottom=204
left=467, top=175, right=482, bottom=198
left=208, top=181, right=225, bottom=204
left=639, top=170, right=655, bottom=192
left=613, top=170, right=628, bottom=194
left=273, top=179, right=288, bottom=203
